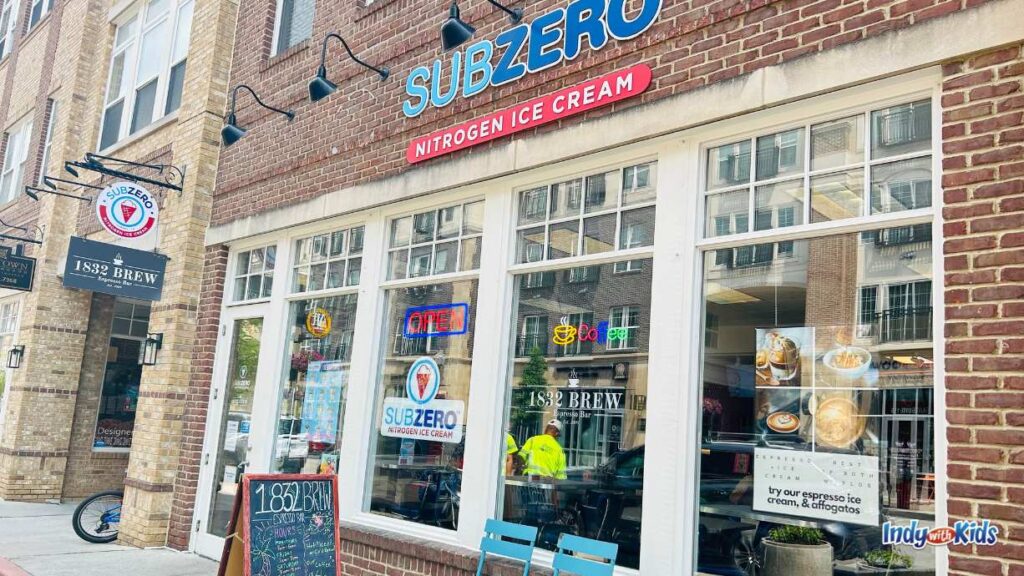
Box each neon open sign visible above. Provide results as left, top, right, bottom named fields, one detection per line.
left=404, top=303, right=470, bottom=338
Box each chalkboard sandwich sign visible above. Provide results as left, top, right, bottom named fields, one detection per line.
left=218, top=474, right=341, bottom=576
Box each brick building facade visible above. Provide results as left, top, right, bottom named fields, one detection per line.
left=0, top=0, right=235, bottom=551
left=172, top=0, right=1024, bottom=570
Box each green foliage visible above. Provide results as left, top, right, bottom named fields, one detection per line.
left=767, top=525, right=826, bottom=546
left=864, top=549, right=913, bottom=569
left=510, top=347, right=548, bottom=433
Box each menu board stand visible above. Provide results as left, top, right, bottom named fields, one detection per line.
left=217, top=474, right=341, bottom=576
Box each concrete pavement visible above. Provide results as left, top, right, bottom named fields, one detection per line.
left=0, top=500, right=216, bottom=576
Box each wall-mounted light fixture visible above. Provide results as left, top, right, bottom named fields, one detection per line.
left=309, top=33, right=389, bottom=102
left=441, top=2, right=476, bottom=51
left=7, top=345, right=24, bottom=369
left=140, top=333, right=163, bottom=366
left=441, top=0, right=522, bottom=51
left=221, top=85, right=295, bottom=147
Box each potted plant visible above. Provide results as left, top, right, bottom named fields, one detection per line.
left=862, top=548, right=913, bottom=571
left=761, top=525, right=833, bottom=576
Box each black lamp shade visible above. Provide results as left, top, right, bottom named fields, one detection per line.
left=64, top=164, right=79, bottom=177
left=309, top=68, right=338, bottom=102
left=25, top=188, right=39, bottom=201
left=221, top=115, right=247, bottom=146
left=441, top=2, right=475, bottom=51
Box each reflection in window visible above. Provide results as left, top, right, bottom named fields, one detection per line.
left=516, top=162, right=657, bottom=264
left=705, top=99, right=933, bottom=235
left=388, top=202, right=483, bottom=280
left=696, top=229, right=935, bottom=576
left=500, top=260, right=651, bottom=569
left=233, top=245, right=276, bottom=301
left=292, top=227, right=362, bottom=293
left=271, top=296, right=357, bottom=475
left=94, top=299, right=151, bottom=449
left=367, top=280, right=478, bottom=530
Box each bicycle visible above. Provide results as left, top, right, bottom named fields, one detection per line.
left=72, top=490, right=123, bottom=543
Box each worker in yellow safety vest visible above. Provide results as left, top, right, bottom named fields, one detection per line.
left=518, top=419, right=567, bottom=480
left=504, top=433, right=519, bottom=476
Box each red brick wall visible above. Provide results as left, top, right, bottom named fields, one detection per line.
left=339, top=522, right=552, bottom=576
left=167, top=244, right=228, bottom=550
left=213, top=0, right=1000, bottom=227
left=941, top=42, right=1024, bottom=576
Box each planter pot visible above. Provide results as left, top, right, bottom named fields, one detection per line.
left=762, top=540, right=833, bottom=576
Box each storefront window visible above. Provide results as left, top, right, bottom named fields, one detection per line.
left=516, top=162, right=656, bottom=264
left=499, top=259, right=651, bottom=569
left=232, top=245, right=276, bottom=301
left=94, top=300, right=150, bottom=449
left=271, top=295, right=357, bottom=475
left=705, top=99, right=932, bottom=232
left=292, top=226, right=363, bottom=292
left=387, top=202, right=482, bottom=280
left=366, top=279, right=478, bottom=530
left=696, top=227, right=935, bottom=575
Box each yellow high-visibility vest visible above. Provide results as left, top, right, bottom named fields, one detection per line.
left=519, top=434, right=567, bottom=480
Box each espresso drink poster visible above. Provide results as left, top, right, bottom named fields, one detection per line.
left=753, top=448, right=880, bottom=526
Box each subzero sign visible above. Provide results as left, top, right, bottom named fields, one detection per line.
left=96, top=182, right=159, bottom=239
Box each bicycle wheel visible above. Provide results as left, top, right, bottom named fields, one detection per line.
left=72, top=490, right=124, bottom=544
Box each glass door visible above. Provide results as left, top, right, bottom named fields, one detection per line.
left=202, top=317, right=263, bottom=540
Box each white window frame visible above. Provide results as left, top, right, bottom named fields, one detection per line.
left=0, top=0, right=18, bottom=59
left=691, top=79, right=944, bottom=576
left=27, top=0, right=54, bottom=30
left=98, top=0, right=194, bottom=150
left=190, top=72, right=946, bottom=576
left=37, top=100, right=56, bottom=185
left=0, top=117, right=34, bottom=205
left=290, top=225, right=364, bottom=295
left=231, top=244, right=277, bottom=303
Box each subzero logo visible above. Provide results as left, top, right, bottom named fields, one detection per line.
left=96, top=182, right=159, bottom=239
left=882, top=520, right=999, bottom=550
left=406, top=357, right=440, bottom=405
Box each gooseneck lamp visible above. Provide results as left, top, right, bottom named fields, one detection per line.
left=440, top=1, right=475, bottom=51
left=221, top=85, right=295, bottom=146
left=487, top=0, right=523, bottom=23
left=309, top=33, right=390, bottom=102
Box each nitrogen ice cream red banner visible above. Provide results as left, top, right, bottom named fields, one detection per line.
left=407, top=64, right=652, bottom=164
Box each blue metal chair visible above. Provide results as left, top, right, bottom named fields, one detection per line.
left=552, top=533, right=619, bottom=576
left=476, top=519, right=538, bottom=576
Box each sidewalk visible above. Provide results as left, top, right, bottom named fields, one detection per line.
left=0, top=500, right=216, bottom=576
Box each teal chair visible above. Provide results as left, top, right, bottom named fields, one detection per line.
left=476, top=519, right=538, bottom=576
left=552, top=534, right=619, bottom=576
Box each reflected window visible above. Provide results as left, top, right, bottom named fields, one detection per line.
left=232, top=245, right=276, bottom=301
left=388, top=202, right=483, bottom=280
left=94, top=299, right=151, bottom=449
left=366, top=280, right=479, bottom=530
left=499, top=259, right=652, bottom=569
left=292, top=227, right=363, bottom=293
left=706, top=99, right=933, bottom=234
left=516, top=162, right=657, bottom=264
left=696, top=228, right=935, bottom=575
left=271, top=296, right=357, bottom=475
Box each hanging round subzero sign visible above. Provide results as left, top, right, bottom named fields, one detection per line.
left=95, top=181, right=159, bottom=239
